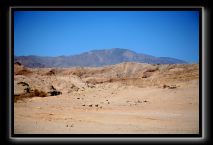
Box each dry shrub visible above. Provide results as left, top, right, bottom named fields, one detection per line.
left=14, top=89, right=47, bottom=102
left=145, top=67, right=159, bottom=73
left=162, top=84, right=177, bottom=89
left=15, top=68, right=32, bottom=75
left=70, top=84, right=79, bottom=91
left=46, top=69, right=56, bottom=76
left=108, top=78, right=113, bottom=83
left=33, top=89, right=47, bottom=97
left=142, top=72, right=151, bottom=78
left=141, top=67, right=159, bottom=78
left=17, top=81, right=29, bottom=86
left=71, top=67, right=86, bottom=78
left=49, top=90, right=62, bottom=96
left=86, top=79, right=97, bottom=85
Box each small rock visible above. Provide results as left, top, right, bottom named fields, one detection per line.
left=137, top=100, right=142, bottom=103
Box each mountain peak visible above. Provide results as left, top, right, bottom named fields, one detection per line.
left=14, top=48, right=187, bottom=68
left=109, top=48, right=135, bottom=52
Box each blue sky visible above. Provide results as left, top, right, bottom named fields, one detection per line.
left=14, top=11, right=199, bottom=63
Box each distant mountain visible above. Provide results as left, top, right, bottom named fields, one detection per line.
left=14, top=48, right=187, bottom=68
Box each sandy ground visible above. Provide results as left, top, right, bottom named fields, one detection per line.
left=14, top=62, right=199, bottom=134
left=14, top=80, right=199, bottom=134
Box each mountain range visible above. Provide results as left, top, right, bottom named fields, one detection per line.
left=14, top=48, right=187, bottom=68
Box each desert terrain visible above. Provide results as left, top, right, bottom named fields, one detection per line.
left=14, top=62, right=199, bottom=134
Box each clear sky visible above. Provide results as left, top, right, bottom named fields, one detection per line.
left=14, top=11, right=199, bottom=63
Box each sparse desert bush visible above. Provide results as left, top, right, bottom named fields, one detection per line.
left=14, top=89, right=48, bottom=102
left=87, top=78, right=114, bottom=84
left=47, top=85, right=62, bottom=96
left=49, top=90, right=62, bottom=96
left=144, top=67, right=159, bottom=73
left=70, top=84, right=79, bottom=91
left=108, top=78, right=113, bottom=83
left=141, top=67, right=159, bottom=78
left=46, top=69, right=56, bottom=75
left=86, top=79, right=98, bottom=85
left=142, top=73, right=151, bottom=78
left=72, top=67, right=86, bottom=78
left=15, top=68, right=32, bottom=75
left=33, top=89, right=48, bottom=97
left=17, top=81, right=29, bottom=86
left=163, top=84, right=168, bottom=89
left=163, top=84, right=177, bottom=89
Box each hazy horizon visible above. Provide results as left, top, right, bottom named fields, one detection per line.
left=14, top=11, right=199, bottom=63
left=15, top=47, right=191, bottom=63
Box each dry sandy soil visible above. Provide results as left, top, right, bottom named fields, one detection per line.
left=14, top=62, right=199, bottom=134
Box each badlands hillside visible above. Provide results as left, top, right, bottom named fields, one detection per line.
left=14, top=62, right=199, bottom=134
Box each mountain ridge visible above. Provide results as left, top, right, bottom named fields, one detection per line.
left=14, top=48, right=187, bottom=68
